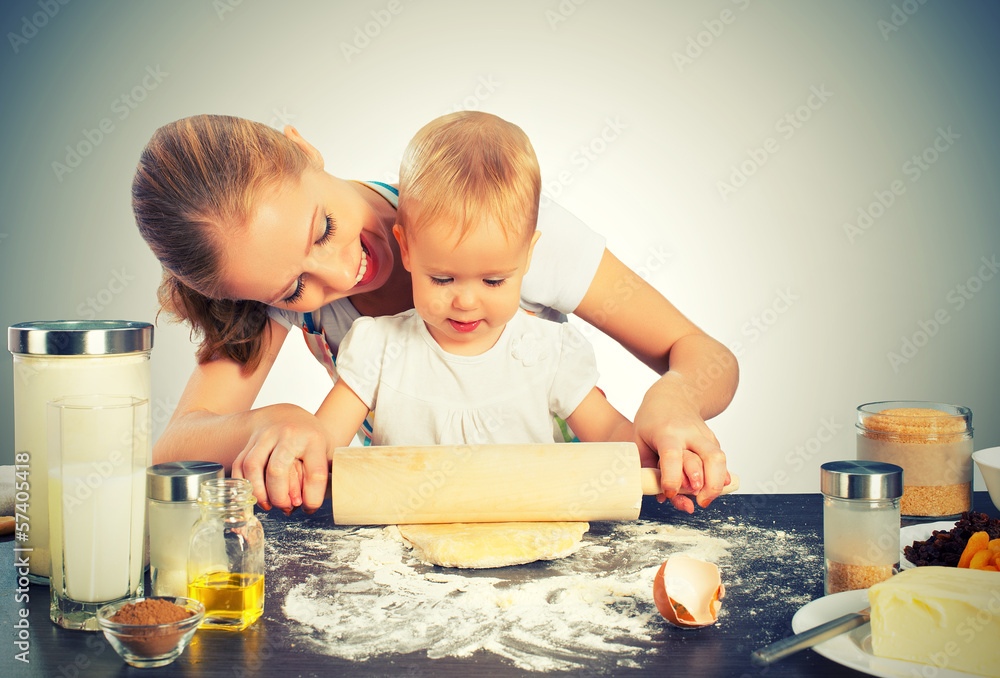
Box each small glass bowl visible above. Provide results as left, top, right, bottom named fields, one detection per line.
left=97, top=596, right=205, bottom=668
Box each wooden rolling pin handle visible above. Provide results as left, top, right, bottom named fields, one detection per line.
left=640, top=468, right=740, bottom=496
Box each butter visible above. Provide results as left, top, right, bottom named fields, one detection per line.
left=868, top=566, right=1000, bottom=677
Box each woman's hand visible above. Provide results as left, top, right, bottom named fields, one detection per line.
left=634, top=373, right=730, bottom=514
left=573, top=248, right=738, bottom=513
left=231, top=403, right=331, bottom=514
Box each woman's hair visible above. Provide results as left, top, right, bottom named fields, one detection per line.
left=131, top=115, right=309, bottom=370
left=397, top=111, right=540, bottom=243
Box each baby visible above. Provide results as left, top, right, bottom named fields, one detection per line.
left=315, top=111, right=633, bottom=448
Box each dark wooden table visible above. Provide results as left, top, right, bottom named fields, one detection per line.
left=2, top=493, right=997, bottom=677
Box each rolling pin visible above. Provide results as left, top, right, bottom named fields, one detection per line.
left=330, top=442, right=739, bottom=525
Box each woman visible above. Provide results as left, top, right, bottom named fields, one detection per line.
left=131, top=115, right=738, bottom=515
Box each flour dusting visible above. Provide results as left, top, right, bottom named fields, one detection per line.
left=265, top=513, right=818, bottom=672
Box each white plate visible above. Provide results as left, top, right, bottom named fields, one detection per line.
left=898, top=520, right=957, bottom=569
left=791, top=590, right=974, bottom=678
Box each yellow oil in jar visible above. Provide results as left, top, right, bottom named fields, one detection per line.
left=188, top=571, right=264, bottom=630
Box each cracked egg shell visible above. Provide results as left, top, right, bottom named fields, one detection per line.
left=653, top=555, right=724, bottom=628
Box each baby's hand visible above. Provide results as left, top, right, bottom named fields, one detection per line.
left=232, top=404, right=330, bottom=514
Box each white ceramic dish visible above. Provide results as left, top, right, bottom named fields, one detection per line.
left=791, top=589, right=972, bottom=678
left=973, top=446, right=1000, bottom=512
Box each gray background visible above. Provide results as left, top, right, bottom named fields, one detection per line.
left=2, top=0, right=998, bottom=494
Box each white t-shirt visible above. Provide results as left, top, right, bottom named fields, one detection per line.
left=266, top=182, right=606, bottom=382
left=335, top=309, right=598, bottom=445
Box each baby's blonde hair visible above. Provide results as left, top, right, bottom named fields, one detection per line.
left=397, top=111, right=540, bottom=243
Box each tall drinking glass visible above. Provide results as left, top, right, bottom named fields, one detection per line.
left=47, top=394, right=149, bottom=630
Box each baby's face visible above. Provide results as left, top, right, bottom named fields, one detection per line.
left=397, top=217, right=539, bottom=356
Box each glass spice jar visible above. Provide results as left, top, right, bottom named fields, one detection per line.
left=856, top=401, right=973, bottom=520
left=821, top=460, right=902, bottom=595
left=147, top=462, right=224, bottom=597
left=187, top=478, right=265, bottom=631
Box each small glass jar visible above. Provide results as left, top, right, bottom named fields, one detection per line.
left=187, top=478, right=264, bottom=631
left=821, top=460, right=902, bottom=595
left=856, top=401, right=973, bottom=520
left=147, top=461, right=224, bottom=597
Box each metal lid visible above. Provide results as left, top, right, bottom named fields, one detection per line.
left=147, top=461, right=225, bottom=502
left=820, top=460, right=903, bottom=500
left=9, top=320, right=153, bottom=356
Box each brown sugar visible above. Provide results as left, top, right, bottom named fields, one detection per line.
left=900, top=483, right=972, bottom=518
left=110, top=598, right=192, bottom=625
left=857, top=406, right=972, bottom=517
left=826, top=561, right=894, bottom=594
left=861, top=408, right=968, bottom=443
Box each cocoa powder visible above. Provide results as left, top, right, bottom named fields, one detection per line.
left=108, top=599, right=195, bottom=658
left=111, top=598, right=192, bottom=625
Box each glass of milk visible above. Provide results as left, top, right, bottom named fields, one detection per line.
left=47, top=394, right=149, bottom=631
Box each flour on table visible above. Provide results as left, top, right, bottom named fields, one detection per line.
left=270, top=520, right=739, bottom=672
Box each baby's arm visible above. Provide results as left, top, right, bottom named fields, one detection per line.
left=563, top=388, right=633, bottom=444
left=314, top=379, right=371, bottom=450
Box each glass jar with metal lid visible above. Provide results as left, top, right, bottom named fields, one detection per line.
left=8, top=320, right=153, bottom=582
left=821, top=460, right=903, bottom=595
left=147, top=462, right=225, bottom=597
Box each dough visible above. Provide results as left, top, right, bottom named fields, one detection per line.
left=397, top=522, right=589, bottom=569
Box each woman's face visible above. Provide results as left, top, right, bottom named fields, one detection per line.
left=219, top=168, right=396, bottom=312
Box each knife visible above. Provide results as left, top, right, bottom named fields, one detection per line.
left=750, top=607, right=871, bottom=666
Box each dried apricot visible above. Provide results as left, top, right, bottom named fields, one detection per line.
left=958, top=531, right=989, bottom=568
left=969, top=549, right=993, bottom=570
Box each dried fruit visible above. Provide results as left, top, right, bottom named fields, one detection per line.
left=903, top=511, right=1000, bottom=568
left=958, top=532, right=990, bottom=568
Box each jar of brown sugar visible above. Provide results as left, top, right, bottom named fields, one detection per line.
left=821, top=460, right=903, bottom=595
left=856, top=401, right=973, bottom=520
